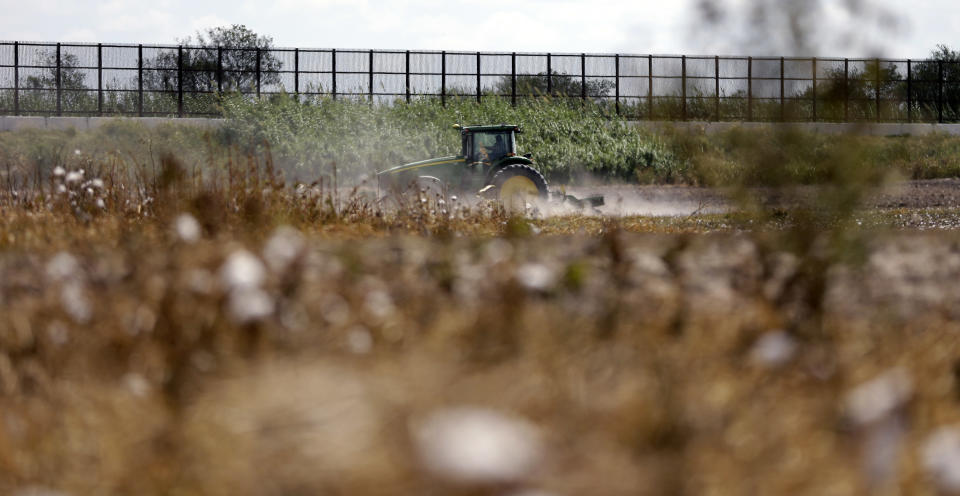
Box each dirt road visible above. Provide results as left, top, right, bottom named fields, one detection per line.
left=563, top=178, right=960, bottom=217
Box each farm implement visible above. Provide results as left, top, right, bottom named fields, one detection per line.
left=377, top=123, right=603, bottom=212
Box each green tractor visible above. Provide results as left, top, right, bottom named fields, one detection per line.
left=378, top=123, right=590, bottom=212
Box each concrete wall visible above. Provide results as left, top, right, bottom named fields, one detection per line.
left=0, top=116, right=224, bottom=132
left=3, top=115, right=960, bottom=137
left=629, top=121, right=960, bottom=136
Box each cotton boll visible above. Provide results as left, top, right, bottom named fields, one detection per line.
left=46, top=252, right=80, bottom=282
left=227, top=287, right=275, bottom=324
left=516, top=263, right=555, bottom=292
left=263, top=226, right=305, bottom=273
left=845, top=368, right=913, bottom=426
left=65, top=171, right=83, bottom=185
left=413, top=407, right=542, bottom=485
left=123, top=373, right=150, bottom=398
left=220, top=250, right=266, bottom=291
left=748, top=330, right=797, bottom=368
left=923, top=426, right=960, bottom=494
left=363, top=289, right=395, bottom=321
left=346, top=325, right=373, bottom=354
left=60, top=281, right=91, bottom=324
left=174, top=214, right=202, bottom=243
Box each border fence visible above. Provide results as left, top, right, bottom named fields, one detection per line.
left=1, top=41, right=958, bottom=122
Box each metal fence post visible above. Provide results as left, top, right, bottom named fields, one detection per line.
left=780, top=56, right=785, bottom=121
left=476, top=51, right=481, bottom=103
left=137, top=44, right=143, bottom=116
left=614, top=53, right=620, bottom=115
left=812, top=57, right=817, bottom=122
left=177, top=45, right=184, bottom=117
left=369, top=49, right=374, bottom=103
left=938, top=59, right=944, bottom=123
left=97, top=43, right=103, bottom=116
left=13, top=41, right=18, bottom=116
left=906, top=59, right=912, bottom=123
left=546, top=53, right=552, bottom=96
left=843, top=58, right=849, bottom=122
left=406, top=50, right=411, bottom=103
left=56, top=43, right=62, bottom=116
left=256, top=47, right=262, bottom=99
left=580, top=53, right=586, bottom=105
left=216, top=46, right=222, bottom=93
left=294, top=48, right=299, bottom=97
left=681, top=55, right=687, bottom=120
left=331, top=49, right=337, bottom=100
left=511, top=51, right=517, bottom=106
left=647, top=55, right=653, bottom=119
left=441, top=50, right=446, bottom=106
left=714, top=55, right=720, bottom=121
left=875, top=58, right=881, bottom=122
left=747, top=56, right=752, bottom=121
left=177, top=45, right=183, bottom=117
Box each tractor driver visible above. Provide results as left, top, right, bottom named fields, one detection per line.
left=476, top=133, right=507, bottom=162
left=491, top=135, right=505, bottom=158
left=478, top=135, right=505, bottom=162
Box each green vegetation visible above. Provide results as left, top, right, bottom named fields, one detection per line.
left=5, top=97, right=960, bottom=189
left=220, top=94, right=682, bottom=183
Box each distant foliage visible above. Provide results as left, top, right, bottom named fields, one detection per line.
left=145, top=24, right=282, bottom=95
left=16, top=50, right=93, bottom=113
left=218, top=95, right=682, bottom=183
left=910, top=45, right=960, bottom=121
left=488, top=71, right=615, bottom=99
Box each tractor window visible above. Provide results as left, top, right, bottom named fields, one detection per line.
left=461, top=134, right=472, bottom=158
left=472, top=132, right=514, bottom=162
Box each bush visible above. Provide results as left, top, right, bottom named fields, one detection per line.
left=218, top=94, right=685, bottom=183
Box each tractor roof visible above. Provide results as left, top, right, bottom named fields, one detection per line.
left=462, top=124, right=522, bottom=133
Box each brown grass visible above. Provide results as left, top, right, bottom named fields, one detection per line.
left=2, top=150, right=960, bottom=495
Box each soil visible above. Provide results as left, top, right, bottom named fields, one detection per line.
left=562, top=179, right=960, bottom=217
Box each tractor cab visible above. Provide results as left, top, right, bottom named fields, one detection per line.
left=458, top=124, right=521, bottom=164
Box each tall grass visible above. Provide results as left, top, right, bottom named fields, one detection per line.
left=219, top=94, right=684, bottom=183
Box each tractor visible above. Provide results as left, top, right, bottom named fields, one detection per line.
left=378, top=123, right=602, bottom=211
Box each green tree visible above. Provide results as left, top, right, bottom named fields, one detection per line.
left=797, top=60, right=903, bottom=121
left=909, top=45, right=960, bottom=120
left=23, top=52, right=87, bottom=90
left=490, top=70, right=614, bottom=99
left=21, top=50, right=93, bottom=112
left=146, top=24, right=282, bottom=94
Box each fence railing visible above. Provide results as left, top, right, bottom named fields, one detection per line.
left=1, top=41, right=959, bottom=122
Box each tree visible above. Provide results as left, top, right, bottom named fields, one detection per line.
left=23, top=51, right=87, bottom=90
left=909, top=45, right=960, bottom=120
left=21, top=50, right=92, bottom=112
left=490, top=70, right=614, bottom=99
left=793, top=60, right=903, bottom=121
left=146, top=24, right=282, bottom=94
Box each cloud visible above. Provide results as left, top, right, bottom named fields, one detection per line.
left=0, top=0, right=950, bottom=57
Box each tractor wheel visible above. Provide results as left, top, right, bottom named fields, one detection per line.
left=489, top=164, right=549, bottom=213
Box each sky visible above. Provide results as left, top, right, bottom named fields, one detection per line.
left=0, top=0, right=957, bottom=58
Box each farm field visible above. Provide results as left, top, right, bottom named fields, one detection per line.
left=2, top=175, right=960, bottom=495
left=4, top=101, right=960, bottom=494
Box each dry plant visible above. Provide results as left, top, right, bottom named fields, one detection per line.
left=0, top=138, right=959, bottom=495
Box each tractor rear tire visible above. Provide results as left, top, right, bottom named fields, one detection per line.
left=489, top=164, right=548, bottom=213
